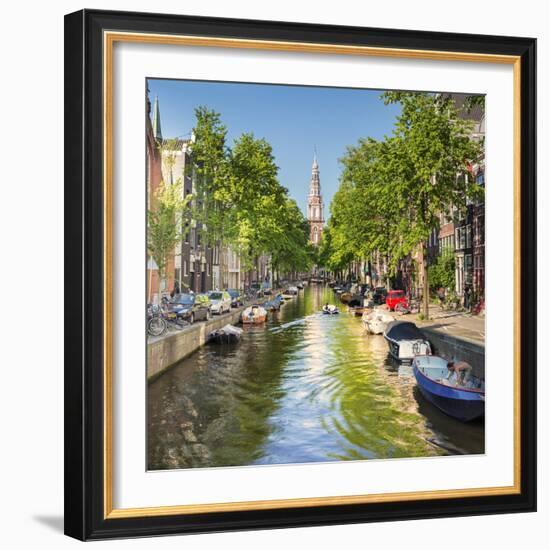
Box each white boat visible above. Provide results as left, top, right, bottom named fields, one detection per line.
left=286, top=286, right=299, bottom=295
left=322, top=304, right=339, bottom=315
left=241, top=305, right=268, bottom=324
left=362, top=309, right=394, bottom=334
left=383, top=321, right=432, bottom=362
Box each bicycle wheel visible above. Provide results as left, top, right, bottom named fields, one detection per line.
left=147, top=316, right=167, bottom=336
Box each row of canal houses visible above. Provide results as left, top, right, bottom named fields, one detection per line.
left=146, top=93, right=269, bottom=303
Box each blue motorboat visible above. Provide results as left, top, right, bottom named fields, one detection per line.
left=412, top=355, right=485, bottom=422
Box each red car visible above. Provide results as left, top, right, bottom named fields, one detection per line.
left=386, top=290, right=408, bottom=311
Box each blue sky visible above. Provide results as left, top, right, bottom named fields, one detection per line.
left=147, top=79, right=401, bottom=217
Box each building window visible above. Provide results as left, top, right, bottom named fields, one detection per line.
left=184, top=222, right=190, bottom=243
left=465, top=254, right=473, bottom=286
left=455, top=226, right=471, bottom=250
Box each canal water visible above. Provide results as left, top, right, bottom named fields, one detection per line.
left=148, top=286, right=484, bottom=470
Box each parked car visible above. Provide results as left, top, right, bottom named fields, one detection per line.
left=372, top=286, right=388, bottom=305
left=168, top=293, right=211, bottom=324
left=386, top=289, right=408, bottom=311
left=227, top=289, right=244, bottom=308
left=208, top=290, right=232, bottom=314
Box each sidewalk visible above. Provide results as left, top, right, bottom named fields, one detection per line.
left=406, top=304, right=485, bottom=345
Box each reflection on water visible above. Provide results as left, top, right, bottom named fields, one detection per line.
left=148, top=286, right=484, bottom=470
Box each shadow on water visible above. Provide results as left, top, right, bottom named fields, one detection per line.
left=148, top=285, right=484, bottom=470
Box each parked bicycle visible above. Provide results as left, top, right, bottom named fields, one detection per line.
left=147, top=304, right=167, bottom=337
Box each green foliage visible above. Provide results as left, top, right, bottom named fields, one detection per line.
left=147, top=179, right=192, bottom=282
left=189, top=106, right=313, bottom=275
left=159, top=138, right=181, bottom=183
left=428, top=251, right=456, bottom=291
left=463, top=94, right=485, bottom=114
left=188, top=107, right=232, bottom=245
left=319, top=93, right=483, bottom=312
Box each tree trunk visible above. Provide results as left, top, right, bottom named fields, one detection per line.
left=422, top=245, right=429, bottom=318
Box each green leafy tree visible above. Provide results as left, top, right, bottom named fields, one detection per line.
left=147, top=179, right=192, bottom=297
left=189, top=106, right=232, bottom=245
left=381, top=92, right=482, bottom=316
left=228, top=132, right=288, bottom=273
left=190, top=108, right=312, bottom=282
left=427, top=251, right=456, bottom=291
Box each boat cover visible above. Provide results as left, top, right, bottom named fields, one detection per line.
left=385, top=321, right=425, bottom=340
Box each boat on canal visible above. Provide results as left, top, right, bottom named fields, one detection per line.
left=208, top=324, right=244, bottom=344
left=340, top=291, right=352, bottom=304
left=412, top=355, right=485, bottom=422
left=349, top=305, right=367, bottom=316
left=265, top=295, right=283, bottom=311
left=383, top=320, right=432, bottom=362
left=362, top=309, right=394, bottom=334
left=322, top=304, right=339, bottom=315
left=241, top=304, right=268, bottom=324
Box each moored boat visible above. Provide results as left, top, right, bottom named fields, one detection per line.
left=383, top=320, right=431, bottom=362
left=265, top=295, right=283, bottom=311
left=340, top=291, right=352, bottom=304
left=362, top=309, right=394, bottom=334
left=208, top=324, right=244, bottom=344
left=412, top=355, right=485, bottom=422
left=241, top=305, right=268, bottom=324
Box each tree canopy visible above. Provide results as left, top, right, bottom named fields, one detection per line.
left=189, top=106, right=313, bottom=276
left=321, top=92, right=483, bottom=315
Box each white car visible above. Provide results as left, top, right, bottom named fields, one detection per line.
left=208, top=290, right=232, bottom=314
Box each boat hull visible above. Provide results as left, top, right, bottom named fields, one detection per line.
left=365, top=320, right=386, bottom=334
left=340, top=292, right=352, bottom=303
left=384, top=336, right=431, bottom=362
left=413, top=364, right=485, bottom=422
left=241, top=316, right=267, bottom=324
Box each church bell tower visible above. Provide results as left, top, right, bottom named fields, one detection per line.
left=307, top=153, right=324, bottom=246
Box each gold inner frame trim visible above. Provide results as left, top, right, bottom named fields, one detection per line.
left=103, top=30, right=522, bottom=520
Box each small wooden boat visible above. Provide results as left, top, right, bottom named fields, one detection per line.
left=322, top=304, right=339, bottom=315
left=340, top=292, right=352, bottom=304
left=413, top=355, right=485, bottom=422
left=241, top=305, right=268, bottom=324
left=383, top=321, right=431, bottom=362
left=349, top=304, right=369, bottom=316
left=208, top=324, right=243, bottom=344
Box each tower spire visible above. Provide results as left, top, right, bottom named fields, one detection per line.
left=152, top=96, right=163, bottom=141
left=307, top=151, right=324, bottom=246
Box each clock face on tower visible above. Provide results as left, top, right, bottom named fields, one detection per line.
left=307, top=154, right=324, bottom=245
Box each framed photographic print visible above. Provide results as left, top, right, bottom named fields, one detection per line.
left=64, top=9, right=536, bottom=540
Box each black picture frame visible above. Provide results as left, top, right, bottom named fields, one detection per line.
left=64, top=9, right=536, bottom=541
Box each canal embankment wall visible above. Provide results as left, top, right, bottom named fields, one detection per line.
left=148, top=307, right=244, bottom=381
left=421, top=327, right=485, bottom=380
